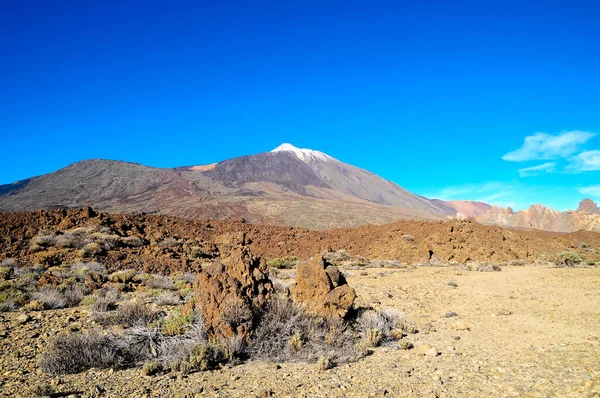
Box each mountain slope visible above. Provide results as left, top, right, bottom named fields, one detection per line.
left=1, top=143, right=597, bottom=232
left=270, top=143, right=454, bottom=216
left=0, top=145, right=455, bottom=228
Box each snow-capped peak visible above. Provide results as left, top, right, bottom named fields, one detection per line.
left=271, top=143, right=333, bottom=163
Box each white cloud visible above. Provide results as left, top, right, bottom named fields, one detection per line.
left=579, top=185, right=600, bottom=198
left=518, top=162, right=556, bottom=177
left=568, top=150, right=600, bottom=172
left=432, top=181, right=525, bottom=208
left=502, top=131, right=595, bottom=162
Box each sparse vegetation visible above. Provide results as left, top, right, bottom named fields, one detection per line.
left=95, top=300, right=160, bottom=327
left=267, top=256, right=299, bottom=269
left=38, top=331, right=124, bottom=374
left=552, top=252, right=583, bottom=267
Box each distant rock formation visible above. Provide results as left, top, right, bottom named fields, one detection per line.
left=578, top=199, right=599, bottom=214
left=476, top=199, right=600, bottom=232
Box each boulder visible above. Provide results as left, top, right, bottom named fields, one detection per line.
left=193, top=247, right=273, bottom=341
left=290, top=254, right=356, bottom=318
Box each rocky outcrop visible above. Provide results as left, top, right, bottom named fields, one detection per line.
left=476, top=200, right=600, bottom=232
left=578, top=199, right=599, bottom=214
left=193, top=247, right=273, bottom=341
left=290, top=254, right=356, bottom=318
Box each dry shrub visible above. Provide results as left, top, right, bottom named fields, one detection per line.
left=356, top=308, right=407, bottom=344
left=145, top=275, right=175, bottom=290
left=31, top=285, right=86, bottom=309
left=94, top=300, right=160, bottom=327
left=30, top=234, right=55, bottom=251
left=158, top=237, right=179, bottom=248
left=122, top=236, right=144, bottom=248
left=249, top=295, right=362, bottom=364
left=475, top=263, right=502, bottom=272
left=552, top=252, right=583, bottom=268
left=80, top=242, right=104, bottom=257
left=108, top=269, right=136, bottom=283
left=71, top=261, right=106, bottom=276
left=38, top=331, right=124, bottom=374
left=154, top=292, right=181, bottom=306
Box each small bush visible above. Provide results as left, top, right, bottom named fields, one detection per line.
left=475, top=263, right=502, bottom=272
left=145, top=275, right=174, bottom=290
left=161, top=311, right=195, bottom=336
left=317, top=356, right=331, bottom=371
left=122, top=236, right=144, bottom=248
left=141, top=361, right=162, bottom=376
left=0, top=267, right=12, bottom=280
left=158, top=237, right=180, bottom=248
left=108, top=269, right=136, bottom=283
left=363, top=329, right=382, bottom=347
left=552, top=252, right=583, bottom=268
left=32, top=285, right=85, bottom=309
left=188, top=342, right=229, bottom=371
left=154, top=292, right=181, bottom=306
left=267, top=257, right=299, bottom=269
left=80, top=242, right=104, bottom=257
left=38, top=331, right=123, bottom=374
left=95, top=300, right=159, bottom=327
left=507, top=259, right=526, bottom=266
left=249, top=295, right=362, bottom=364
left=31, top=234, right=55, bottom=251
left=71, top=261, right=106, bottom=277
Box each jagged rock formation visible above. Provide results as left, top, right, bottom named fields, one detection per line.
left=477, top=200, right=600, bottom=232
left=578, top=199, right=600, bottom=214
left=192, top=247, right=273, bottom=341
left=290, top=254, right=356, bottom=318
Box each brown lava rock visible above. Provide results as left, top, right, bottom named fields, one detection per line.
left=193, top=247, right=273, bottom=341
left=291, top=254, right=356, bottom=318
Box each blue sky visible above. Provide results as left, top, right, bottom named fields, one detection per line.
left=1, top=0, right=599, bottom=211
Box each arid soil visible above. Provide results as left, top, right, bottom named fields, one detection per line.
left=1, top=265, right=598, bottom=397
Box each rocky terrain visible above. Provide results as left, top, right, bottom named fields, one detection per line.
left=0, top=208, right=599, bottom=397
left=2, top=208, right=600, bottom=273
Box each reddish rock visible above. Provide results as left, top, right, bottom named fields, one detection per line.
left=193, top=247, right=273, bottom=341
left=290, top=254, right=356, bottom=318
left=37, top=272, right=61, bottom=287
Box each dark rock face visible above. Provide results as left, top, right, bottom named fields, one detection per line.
left=577, top=199, right=599, bottom=214
left=192, top=247, right=274, bottom=341
left=290, top=254, right=356, bottom=318
left=206, top=152, right=330, bottom=195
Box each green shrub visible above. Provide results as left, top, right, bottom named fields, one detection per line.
left=267, top=256, right=299, bottom=269
left=108, top=269, right=136, bottom=283
left=162, top=311, right=195, bottom=336
left=141, top=361, right=162, bottom=376
left=0, top=267, right=12, bottom=281
left=552, top=252, right=582, bottom=267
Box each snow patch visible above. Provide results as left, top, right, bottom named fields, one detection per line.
left=271, top=143, right=333, bottom=163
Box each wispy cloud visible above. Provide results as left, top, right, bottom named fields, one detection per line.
left=518, top=162, right=556, bottom=177
left=502, top=131, right=595, bottom=162
left=568, top=150, right=600, bottom=172
left=578, top=185, right=600, bottom=198
left=432, top=181, right=523, bottom=208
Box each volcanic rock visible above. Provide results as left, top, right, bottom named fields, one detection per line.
left=290, top=254, right=356, bottom=318
left=193, top=247, right=273, bottom=341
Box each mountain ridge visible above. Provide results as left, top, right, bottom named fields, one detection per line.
left=1, top=143, right=598, bottom=232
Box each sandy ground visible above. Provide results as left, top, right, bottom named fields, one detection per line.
left=1, top=265, right=599, bottom=397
